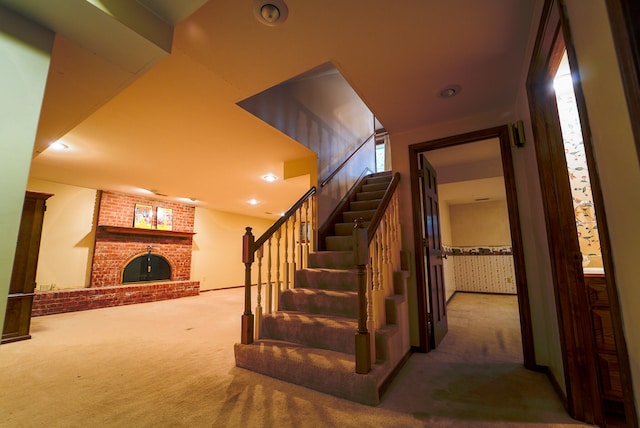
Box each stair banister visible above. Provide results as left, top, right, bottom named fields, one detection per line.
left=351, top=172, right=401, bottom=372
left=241, top=187, right=317, bottom=345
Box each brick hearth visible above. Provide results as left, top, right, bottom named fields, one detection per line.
left=32, top=281, right=200, bottom=316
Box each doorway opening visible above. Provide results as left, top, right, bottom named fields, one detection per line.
left=408, top=125, right=535, bottom=369
left=421, top=138, right=519, bottom=354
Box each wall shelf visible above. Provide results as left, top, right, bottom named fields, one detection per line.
left=97, top=225, right=195, bottom=239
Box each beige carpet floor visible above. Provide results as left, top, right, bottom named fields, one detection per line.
left=0, top=289, right=593, bottom=427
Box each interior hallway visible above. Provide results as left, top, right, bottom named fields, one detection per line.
left=0, top=289, right=592, bottom=427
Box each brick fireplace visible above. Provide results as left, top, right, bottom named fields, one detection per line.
left=33, top=191, right=200, bottom=316
left=91, top=191, right=195, bottom=286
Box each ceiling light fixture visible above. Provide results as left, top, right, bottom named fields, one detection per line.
left=253, top=0, right=288, bottom=26
left=261, top=173, right=278, bottom=182
left=438, top=84, right=461, bottom=98
left=248, top=198, right=259, bottom=205
left=178, top=197, right=198, bottom=204
left=49, top=141, right=68, bottom=150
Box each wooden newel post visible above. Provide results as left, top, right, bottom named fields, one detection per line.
left=241, top=227, right=255, bottom=344
left=353, top=217, right=371, bottom=374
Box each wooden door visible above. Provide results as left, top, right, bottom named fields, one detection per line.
left=419, top=154, right=447, bottom=348
left=527, top=0, right=637, bottom=425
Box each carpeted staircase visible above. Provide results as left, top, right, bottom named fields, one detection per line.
left=234, top=173, right=410, bottom=405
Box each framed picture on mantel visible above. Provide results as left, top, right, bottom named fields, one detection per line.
left=133, top=204, right=154, bottom=229
left=156, top=207, right=173, bottom=231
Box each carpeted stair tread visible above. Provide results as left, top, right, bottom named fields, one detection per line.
left=234, top=339, right=384, bottom=405
left=295, top=268, right=357, bottom=291
left=261, top=311, right=358, bottom=354
left=280, top=288, right=358, bottom=318
left=307, top=251, right=353, bottom=269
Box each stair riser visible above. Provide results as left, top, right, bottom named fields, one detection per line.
left=280, top=289, right=358, bottom=318
left=356, top=190, right=386, bottom=201
left=308, top=252, right=353, bottom=269
left=334, top=222, right=370, bottom=236
left=350, top=199, right=381, bottom=211
left=325, top=236, right=353, bottom=251
left=361, top=182, right=388, bottom=192
left=262, top=314, right=356, bottom=354
left=365, top=175, right=392, bottom=185
left=295, top=269, right=357, bottom=291
left=343, top=210, right=375, bottom=223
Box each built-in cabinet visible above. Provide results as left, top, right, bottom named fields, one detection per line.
left=2, top=191, right=52, bottom=344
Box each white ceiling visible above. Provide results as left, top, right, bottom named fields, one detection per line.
left=4, top=0, right=538, bottom=218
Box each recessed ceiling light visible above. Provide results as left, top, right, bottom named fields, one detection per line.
left=438, top=84, right=461, bottom=98
left=262, top=173, right=278, bottom=182
left=248, top=198, right=259, bottom=205
left=49, top=141, right=68, bottom=150
left=178, top=197, right=198, bottom=203
left=253, top=0, right=288, bottom=26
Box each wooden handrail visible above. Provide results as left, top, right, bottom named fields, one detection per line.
left=367, top=172, right=400, bottom=244
left=253, top=186, right=317, bottom=250
left=320, top=133, right=375, bottom=188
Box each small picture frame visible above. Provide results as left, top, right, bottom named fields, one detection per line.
left=133, top=204, right=154, bottom=229
left=156, top=207, right=173, bottom=231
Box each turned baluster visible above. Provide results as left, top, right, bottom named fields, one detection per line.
left=266, top=237, right=273, bottom=314
left=275, top=229, right=282, bottom=310
left=255, top=247, right=263, bottom=338
left=290, top=211, right=297, bottom=285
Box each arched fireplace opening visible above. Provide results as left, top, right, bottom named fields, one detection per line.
left=122, top=249, right=171, bottom=284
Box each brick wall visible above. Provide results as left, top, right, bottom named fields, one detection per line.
left=91, top=191, right=195, bottom=287
left=97, top=191, right=195, bottom=231
left=32, top=281, right=200, bottom=316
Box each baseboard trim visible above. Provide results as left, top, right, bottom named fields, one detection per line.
left=536, top=364, right=569, bottom=412
left=378, top=349, right=413, bottom=399
left=199, top=284, right=256, bottom=293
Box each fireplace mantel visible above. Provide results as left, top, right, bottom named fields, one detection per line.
left=97, top=225, right=195, bottom=239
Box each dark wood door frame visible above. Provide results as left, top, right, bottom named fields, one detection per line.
left=408, top=125, right=536, bottom=370
left=527, top=0, right=638, bottom=425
